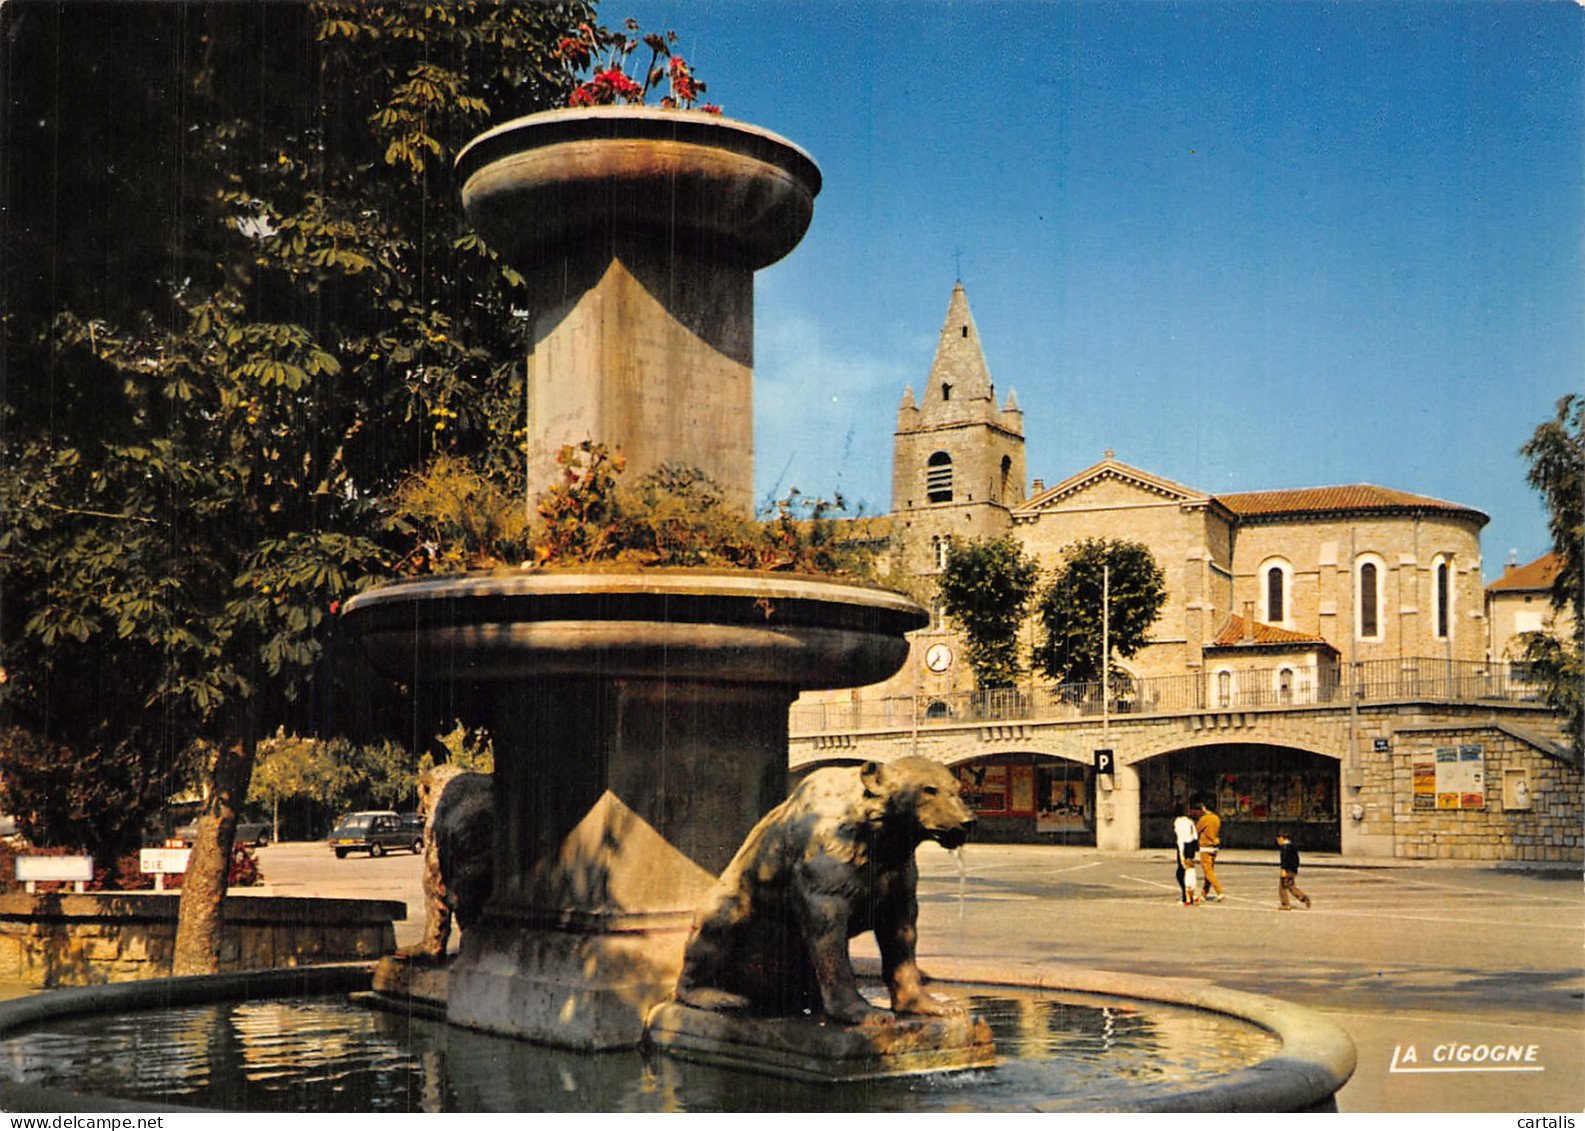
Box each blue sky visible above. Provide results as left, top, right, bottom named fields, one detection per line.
left=616, top=1, right=1582, bottom=579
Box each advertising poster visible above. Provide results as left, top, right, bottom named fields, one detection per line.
left=1458, top=744, right=1487, bottom=809
left=1412, top=756, right=1438, bottom=811
left=1435, top=747, right=1461, bottom=809
left=1009, top=763, right=1035, bottom=815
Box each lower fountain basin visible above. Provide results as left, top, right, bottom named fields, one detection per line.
left=0, top=962, right=1354, bottom=1112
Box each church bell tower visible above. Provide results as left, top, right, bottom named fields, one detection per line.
left=892, top=281, right=1027, bottom=581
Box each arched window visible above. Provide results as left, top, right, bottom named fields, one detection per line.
left=1277, top=667, right=1295, bottom=704
left=1261, top=559, right=1292, bottom=626
left=926, top=451, right=953, bottom=503
left=1215, top=669, right=1233, bottom=708
left=932, top=534, right=952, bottom=572
left=1433, top=555, right=1453, bottom=640
left=1356, top=554, right=1385, bottom=641
left=925, top=699, right=952, bottom=719
left=1000, top=455, right=1013, bottom=503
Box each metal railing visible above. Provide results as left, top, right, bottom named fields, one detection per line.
left=788, top=657, right=1548, bottom=736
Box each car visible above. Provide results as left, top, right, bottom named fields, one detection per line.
left=398, top=812, right=424, bottom=846
left=327, top=810, right=423, bottom=859
left=172, top=820, right=271, bottom=847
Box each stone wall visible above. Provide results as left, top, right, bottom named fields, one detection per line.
left=0, top=892, right=403, bottom=988
left=1386, top=723, right=1581, bottom=862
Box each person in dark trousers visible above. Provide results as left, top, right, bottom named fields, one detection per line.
left=1173, top=801, right=1200, bottom=906
left=1277, top=831, right=1312, bottom=910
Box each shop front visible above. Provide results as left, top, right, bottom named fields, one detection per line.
left=1139, top=743, right=1340, bottom=852
left=952, top=753, right=1095, bottom=845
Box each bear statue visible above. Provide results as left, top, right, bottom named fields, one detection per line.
left=413, top=764, right=494, bottom=959
left=674, top=756, right=975, bottom=1024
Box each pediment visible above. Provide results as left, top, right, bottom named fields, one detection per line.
left=1014, top=458, right=1209, bottom=516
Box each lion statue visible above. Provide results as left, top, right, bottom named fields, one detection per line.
left=413, top=764, right=494, bottom=959
left=674, top=756, right=974, bottom=1024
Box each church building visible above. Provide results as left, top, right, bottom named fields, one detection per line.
left=791, top=283, right=1578, bottom=862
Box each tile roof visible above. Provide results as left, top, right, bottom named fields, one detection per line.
left=1486, top=551, right=1562, bottom=593
left=1207, top=614, right=1338, bottom=652
left=1215, top=484, right=1487, bottom=525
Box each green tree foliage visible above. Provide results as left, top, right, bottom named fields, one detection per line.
left=0, top=1, right=593, bottom=970
left=1518, top=394, right=1583, bottom=760
left=936, top=536, right=1041, bottom=688
left=425, top=720, right=496, bottom=777
left=1033, top=539, right=1167, bottom=687
left=249, top=728, right=431, bottom=823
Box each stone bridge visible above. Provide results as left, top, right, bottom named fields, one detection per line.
left=790, top=695, right=1578, bottom=862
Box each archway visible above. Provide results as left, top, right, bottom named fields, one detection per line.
left=946, top=752, right=1095, bottom=846
left=1138, top=743, right=1340, bottom=852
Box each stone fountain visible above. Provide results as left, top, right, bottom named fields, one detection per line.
left=0, top=103, right=1358, bottom=1114
left=342, top=106, right=929, bottom=1051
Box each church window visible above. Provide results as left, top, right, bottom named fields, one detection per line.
left=1356, top=555, right=1384, bottom=640
left=1261, top=559, right=1292, bottom=626
left=926, top=451, right=953, bottom=503
left=932, top=534, right=952, bottom=572
left=1000, top=455, right=1013, bottom=503
left=1434, top=556, right=1453, bottom=640
left=961, top=326, right=968, bottom=338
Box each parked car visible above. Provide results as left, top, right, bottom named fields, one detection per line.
left=399, top=812, right=424, bottom=847
left=328, top=811, right=423, bottom=859
left=172, top=820, right=271, bottom=847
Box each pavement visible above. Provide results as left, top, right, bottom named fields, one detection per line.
left=4, top=841, right=1580, bottom=1113
left=897, top=843, right=1585, bottom=1114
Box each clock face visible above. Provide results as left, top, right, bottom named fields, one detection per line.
left=925, top=643, right=953, bottom=673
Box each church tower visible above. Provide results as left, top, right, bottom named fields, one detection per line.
left=892, top=281, right=1027, bottom=581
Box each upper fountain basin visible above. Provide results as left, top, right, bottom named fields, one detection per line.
left=455, top=107, right=822, bottom=270
left=341, top=569, right=926, bottom=689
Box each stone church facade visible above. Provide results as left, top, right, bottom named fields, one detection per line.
left=792, top=283, right=1579, bottom=861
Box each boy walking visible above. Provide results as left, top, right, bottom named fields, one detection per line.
left=1277, top=831, right=1312, bottom=910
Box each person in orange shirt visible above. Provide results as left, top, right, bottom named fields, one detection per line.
left=1190, top=795, right=1226, bottom=902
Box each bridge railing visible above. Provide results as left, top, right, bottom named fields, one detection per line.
left=788, top=657, right=1548, bottom=736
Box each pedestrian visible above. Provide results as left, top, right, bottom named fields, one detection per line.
left=1173, top=801, right=1200, bottom=906
left=1191, top=794, right=1226, bottom=902
left=1277, top=831, right=1312, bottom=910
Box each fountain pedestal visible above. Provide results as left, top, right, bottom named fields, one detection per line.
left=456, top=106, right=821, bottom=514
left=343, top=571, right=926, bottom=1047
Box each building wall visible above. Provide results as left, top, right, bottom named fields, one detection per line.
left=1230, top=513, right=1485, bottom=666
left=1385, top=725, right=1581, bottom=862
left=1488, top=590, right=1576, bottom=662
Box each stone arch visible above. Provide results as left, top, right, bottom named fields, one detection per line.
left=935, top=748, right=1097, bottom=846
left=1131, top=740, right=1342, bottom=853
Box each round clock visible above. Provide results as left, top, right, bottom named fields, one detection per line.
left=925, top=643, right=953, bottom=673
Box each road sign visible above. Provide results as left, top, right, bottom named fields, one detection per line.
left=140, top=848, right=191, bottom=875
left=1094, top=749, right=1115, bottom=776
left=15, top=854, right=94, bottom=893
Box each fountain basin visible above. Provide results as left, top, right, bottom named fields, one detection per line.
left=342, top=569, right=928, bottom=1048
left=0, top=961, right=1354, bottom=1111
left=456, top=107, right=821, bottom=271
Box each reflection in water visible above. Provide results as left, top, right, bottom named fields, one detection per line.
left=0, top=988, right=1279, bottom=1112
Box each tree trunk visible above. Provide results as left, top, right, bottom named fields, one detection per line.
left=172, top=738, right=255, bottom=975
